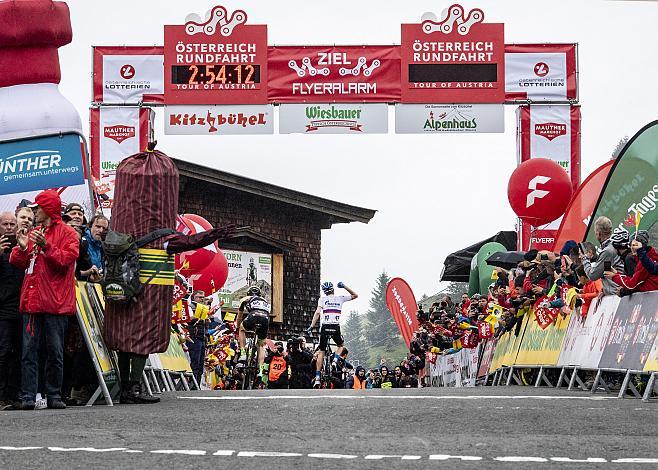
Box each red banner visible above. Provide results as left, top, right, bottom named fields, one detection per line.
left=401, top=5, right=505, bottom=103
left=552, top=160, right=614, bottom=251
left=478, top=321, right=493, bottom=339
left=164, top=6, right=267, bottom=105
left=385, top=278, right=419, bottom=348
left=267, top=46, right=400, bottom=103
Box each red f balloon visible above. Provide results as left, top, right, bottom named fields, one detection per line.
left=507, top=158, right=572, bottom=227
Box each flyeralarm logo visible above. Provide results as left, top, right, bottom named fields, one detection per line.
left=535, top=122, right=567, bottom=141
left=120, top=64, right=135, bottom=80
left=534, top=62, right=549, bottom=77
left=104, top=125, right=136, bottom=144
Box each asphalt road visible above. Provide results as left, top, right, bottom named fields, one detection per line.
left=0, top=387, right=656, bottom=469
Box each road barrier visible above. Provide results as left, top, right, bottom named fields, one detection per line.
left=429, top=293, right=658, bottom=401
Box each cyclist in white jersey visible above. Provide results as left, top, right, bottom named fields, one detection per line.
left=306, top=281, right=357, bottom=388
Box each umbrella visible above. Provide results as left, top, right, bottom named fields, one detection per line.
left=485, top=251, right=527, bottom=270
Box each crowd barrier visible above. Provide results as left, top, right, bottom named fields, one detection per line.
left=427, top=345, right=480, bottom=387
left=428, top=293, right=658, bottom=402
left=75, top=281, right=197, bottom=406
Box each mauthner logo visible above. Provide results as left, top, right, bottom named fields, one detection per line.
left=535, top=122, right=566, bottom=141
left=104, top=125, right=136, bottom=144
left=423, top=108, right=477, bottom=131
left=304, top=105, right=363, bottom=132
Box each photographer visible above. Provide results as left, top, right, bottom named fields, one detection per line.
left=330, top=348, right=353, bottom=389
left=0, top=213, right=23, bottom=410
left=287, top=336, right=313, bottom=389
left=263, top=341, right=288, bottom=389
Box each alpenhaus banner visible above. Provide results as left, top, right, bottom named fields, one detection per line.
left=268, top=46, right=400, bottom=103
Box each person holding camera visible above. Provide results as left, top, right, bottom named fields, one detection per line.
left=287, top=336, right=313, bottom=389
left=606, top=231, right=658, bottom=293
left=263, top=341, right=288, bottom=389
left=581, top=216, right=624, bottom=295
left=0, top=212, right=24, bottom=410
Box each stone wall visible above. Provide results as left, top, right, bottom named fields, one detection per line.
left=178, top=175, right=323, bottom=340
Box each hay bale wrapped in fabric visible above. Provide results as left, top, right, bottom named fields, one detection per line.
left=104, top=144, right=179, bottom=355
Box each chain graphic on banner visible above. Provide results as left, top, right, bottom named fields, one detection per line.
left=184, top=5, right=247, bottom=37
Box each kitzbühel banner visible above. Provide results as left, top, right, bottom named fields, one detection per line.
left=164, top=105, right=273, bottom=135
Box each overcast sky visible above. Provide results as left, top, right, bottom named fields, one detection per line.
left=59, top=0, right=658, bottom=314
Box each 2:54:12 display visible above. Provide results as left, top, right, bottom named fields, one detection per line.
left=171, top=64, right=261, bottom=85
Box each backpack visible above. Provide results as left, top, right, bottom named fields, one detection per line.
left=101, top=228, right=175, bottom=304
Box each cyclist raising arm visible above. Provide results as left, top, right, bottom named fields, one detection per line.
left=307, top=281, right=357, bottom=388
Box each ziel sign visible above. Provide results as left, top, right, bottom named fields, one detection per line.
left=0, top=134, right=85, bottom=196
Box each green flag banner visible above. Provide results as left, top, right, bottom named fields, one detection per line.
left=586, top=121, right=658, bottom=243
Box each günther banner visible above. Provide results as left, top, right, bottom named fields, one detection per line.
left=268, top=46, right=400, bottom=103
left=90, top=106, right=150, bottom=212
left=504, top=44, right=577, bottom=102
left=516, top=104, right=581, bottom=250
left=93, top=46, right=165, bottom=104
left=585, top=121, right=658, bottom=244
left=279, top=103, right=388, bottom=134
left=395, top=103, right=504, bottom=134
left=164, top=105, right=274, bottom=135
left=385, top=277, right=419, bottom=348
left=0, top=133, right=90, bottom=214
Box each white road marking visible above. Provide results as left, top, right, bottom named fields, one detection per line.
left=494, top=456, right=548, bottom=462
left=177, top=394, right=612, bottom=401
left=151, top=450, right=207, bottom=456
left=48, top=447, right=127, bottom=453
left=308, top=453, right=358, bottom=459
left=0, top=446, right=656, bottom=465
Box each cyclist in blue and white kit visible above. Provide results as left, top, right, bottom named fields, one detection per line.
left=306, top=281, right=358, bottom=388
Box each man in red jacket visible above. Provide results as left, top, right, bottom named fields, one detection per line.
left=10, top=190, right=79, bottom=410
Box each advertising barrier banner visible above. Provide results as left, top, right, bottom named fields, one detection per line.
left=504, top=44, right=577, bottom=102
left=395, top=103, right=504, bottom=134
left=164, top=105, right=274, bottom=135
left=401, top=5, right=505, bottom=103
left=268, top=46, right=400, bottom=103
left=279, top=103, right=388, bottom=134
left=428, top=346, right=480, bottom=387
left=477, top=338, right=496, bottom=377
left=515, top=309, right=571, bottom=366
left=93, top=46, right=165, bottom=104
left=644, top=336, right=658, bottom=372
left=598, top=292, right=658, bottom=371
left=164, top=6, right=268, bottom=105
left=90, top=107, right=150, bottom=212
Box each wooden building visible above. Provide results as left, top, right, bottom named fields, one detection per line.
left=174, top=159, right=376, bottom=340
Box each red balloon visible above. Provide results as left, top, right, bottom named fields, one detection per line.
left=508, top=158, right=573, bottom=226
left=188, top=250, right=229, bottom=295
left=175, top=214, right=218, bottom=274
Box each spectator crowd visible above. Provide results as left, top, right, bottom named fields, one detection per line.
left=409, top=216, right=658, bottom=386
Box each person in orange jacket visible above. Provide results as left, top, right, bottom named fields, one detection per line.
left=576, top=265, right=602, bottom=320
left=346, top=366, right=367, bottom=389
left=9, top=190, right=79, bottom=410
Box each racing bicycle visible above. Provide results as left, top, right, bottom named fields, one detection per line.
left=240, top=330, right=260, bottom=390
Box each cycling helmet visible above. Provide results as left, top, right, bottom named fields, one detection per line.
left=631, top=230, right=650, bottom=247
left=321, top=281, right=334, bottom=293
left=610, top=227, right=630, bottom=248
left=247, top=286, right=261, bottom=296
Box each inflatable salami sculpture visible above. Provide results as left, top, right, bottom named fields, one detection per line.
left=104, top=143, right=234, bottom=402
left=0, top=0, right=81, bottom=141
